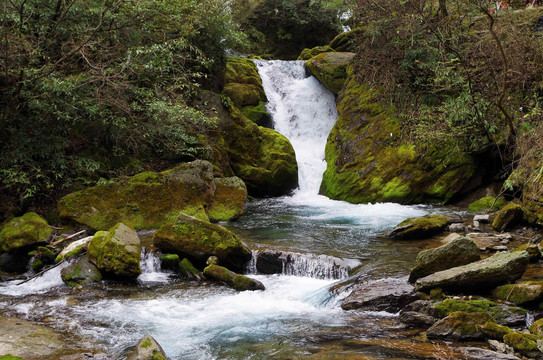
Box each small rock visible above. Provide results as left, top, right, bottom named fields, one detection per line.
left=127, top=334, right=167, bottom=360
left=448, top=223, right=467, bottom=233
left=388, top=215, right=450, bottom=240
left=61, top=257, right=102, bottom=288
left=459, top=346, right=521, bottom=360
left=474, top=214, right=491, bottom=223
left=473, top=220, right=480, bottom=229
left=203, top=264, right=265, bottom=291
left=492, top=203, right=524, bottom=232
left=488, top=339, right=516, bottom=355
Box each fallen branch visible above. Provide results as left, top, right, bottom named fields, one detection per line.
left=16, top=260, right=66, bottom=286
left=50, top=230, right=86, bottom=246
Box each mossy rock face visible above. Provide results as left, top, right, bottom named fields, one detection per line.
left=126, top=334, right=167, bottom=360
left=223, top=83, right=263, bottom=108
left=60, top=256, right=102, bottom=288
left=0, top=212, right=52, bottom=253
left=477, top=321, right=513, bottom=340
left=492, top=203, right=524, bottom=232
left=388, top=215, right=450, bottom=240
left=222, top=104, right=298, bottom=196
left=530, top=317, right=543, bottom=336
left=241, top=101, right=271, bottom=127
left=87, top=223, right=142, bottom=279
left=224, top=57, right=263, bottom=88
left=492, top=282, right=543, bottom=305
left=305, top=52, right=356, bottom=94
left=319, top=69, right=476, bottom=205
left=203, top=264, right=265, bottom=291
left=297, top=45, right=334, bottom=61
left=426, top=311, right=492, bottom=341
left=433, top=298, right=527, bottom=326
left=208, top=177, right=247, bottom=222
left=468, top=196, right=507, bottom=212
left=409, top=236, right=480, bottom=283
left=179, top=257, right=200, bottom=277
left=415, top=250, right=529, bottom=293
left=159, top=254, right=180, bottom=272
left=153, top=214, right=251, bottom=271
left=504, top=332, right=542, bottom=356
left=58, top=160, right=216, bottom=231
left=329, top=29, right=360, bottom=52
left=507, top=158, right=543, bottom=226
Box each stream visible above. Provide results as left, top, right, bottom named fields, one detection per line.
left=0, top=61, right=473, bottom=359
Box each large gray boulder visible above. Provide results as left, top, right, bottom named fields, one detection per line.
left=409, top=237, right=481, bottom=283
left=87, top=223, right=142, bottom=279
left=341, top=278, right=417, bottom=312
left=414, top=251, right=529, bottom=292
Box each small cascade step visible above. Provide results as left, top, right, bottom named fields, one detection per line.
left=245, top=249, right=360, bottom=280
left=137, top=248, right=172, bottom=284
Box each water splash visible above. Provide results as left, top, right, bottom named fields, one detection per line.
left=137, top=248, right=172, bottom=285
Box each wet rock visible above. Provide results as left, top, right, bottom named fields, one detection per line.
left=61, top=257, right=102, bottom=288
left=442, top=233, right=462, bottom=243
left=0, top=212, right=52, bottom=253
left=414, top=250, right=529, bottom=293
left=488, top=339, right=517, bottom=356
left=153, top=214, right=250, bottom=272
left=388, top=215, right=450, bottom=240
left=399, top=300, right=440, bottom=328
left=530, top=318, right=543, bottom=336
left=341, top=278, right=417, bottom=312
left=492, top=203, right=524, bottom=232
left=0, top=250, right=29, bottom=273
left=207, top=177, right=247, bottom=222
left=466, top=233, right=509, bottom=251
left=492, top=281, right=543, bottom=305
left=305, top=52, right=356, bottom=94
left=159, top=254, right=180, bottom=271
left=477, top=321, right=514, bottom=340
left=442, top=213, right=464, bottom=223
left=179, top=258, right=201, bottom=279
left=459, top=346, right=520, bottom=360
left=0, top=317, right=66, bottom=359
left=426, top=311, right=492, bottom=340
left=256, top=250, right=283, bottom=274
left=503, top=332, right=543, bottom=358
left=87, top=223, right=142, bottom=280
left=514, top=243, right=541, bottom=262
left=203, top=264, right=265, bottom=291
left=474, top=214, right=491, bottom=223
left=55, top=236, right=93, bottom=263
left=58, top=160, right=217, bottom=230
left=408, top=236, right=480, bottom=283
left=448, top=223, right=467, bottom=233
left=127, top=334, right=167, bottom=360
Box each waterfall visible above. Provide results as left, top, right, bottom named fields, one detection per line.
left=137, top=248, right=172, bottom=285
left=254, top=60, right=338, bottom=198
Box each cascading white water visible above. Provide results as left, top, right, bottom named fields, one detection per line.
left=137, top=248, right=172, bottom=284
left=254, top=60, right=338, bottom=198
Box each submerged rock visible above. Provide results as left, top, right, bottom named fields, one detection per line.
left=207, top=177, right=247, bottom=222
left=0, top=212, right=52, bottom=253
left=61, top=256, right=102, bottom=287
left=87, top=223, right=142, bottom=279
left=409, top=236, right=480, bottom=282
left=492, top=203, right=524, bottom=232
left=127, top=334, right=167, bottom=360
left=341, top=278, right=417, bottom=312
left=58, top=160, right=216, bottom=231
left=153, top=214, right=251, bottom=271
left=388, top=215, right=450, bottom=240
left=305, top=52, right=356, bottom=94
left=203, top=264, right=265, bottom=291
left=414, top=250, right=529, bottom=293
left=426, top=311, right=492, bottom=341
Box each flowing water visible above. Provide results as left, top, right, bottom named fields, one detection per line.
left=0, top=61, right=470, bottom=359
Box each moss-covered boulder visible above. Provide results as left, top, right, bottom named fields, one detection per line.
left=179, top=257, right=200, bottom=278
left=426, top=311, right=493, bottom=340
left=414, top=250, right=529, bottom=293
left=0, top=212, right=52, bottom=253
left=55, top=236, right=92, bottom=263
left=468, top=196, right=507, bottom=212
left=433, top=299, right=527, bottom=326
left=58, top=160, right=216, bottom=230
left=319, top=68, right=477, bottom=204
left=409, top=236, right=480, bottom=283
left=223, top=83, right=263, bottom=108
left=305, top=52, right=355, bottom=94
left=297, top=45, right=335, bottom=60
left=208, top=177, right=247, bottom=222
left=492, top=281, right=543, bottom=305
left=127, top=334, right=167, bottom=360
left=153, top=214, right=251, bottom=271
left=514, top=243, right=541, bottom=262
left=329, top=29, right=359, bottom=52
left=477, top=321, right=514, bottom=340
left=492, top=203, right=524, bottom=232
left=240, top=101, right=271, bottom=127
left=61, top=257, right=102, bottom=287
left=29, top=246, right=56, bottom=272
left=530, top=318, right=543, bottom=336
left=503, top=332, right=542, bottom=357
left=203, top=264, right=265, bottom=291
left=388, top=215, right=450, bottom=240
left=87, top=223, right=142, bottom=279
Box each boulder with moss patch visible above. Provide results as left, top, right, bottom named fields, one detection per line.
left=426, top=311, right=493, bottom=341
left=492, top=281, right=543, bottom=306
left=298, top=45, right=335, bottom=60
left=469, top=196, right=507, bottom=212
left=530, top=318, right=543, bottom=336
left=153, top=214, right=251, bottom=271
left=203, top=264, right=264, bottom=291
left=87, top=223, right=141, bottom=279
left=477, top=321, right=514, bottom=340
left=0, top=212, right=52, bottom=253
left=58, top=160, right=216, bottom=231
left=305, top=52, right=355, bottom=94
left=127, top=334, right=167, bottom=360
left=388, top=215, right=450, bottom=240
left=208, top=177, right=247, bottom=222
left=61, top=257, right=102, bottom=287
left=409, top=236, right=480, bottom=282
left=504, top=332, right=542, bottom=357
left=319, top=68, right=477, bottom=204
left=415, top=250, right=529, bottom=293
left=492, top=203, right=524, bottom=232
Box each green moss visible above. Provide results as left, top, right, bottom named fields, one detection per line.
left=0, top=355, right=25, bottom=360
left=434, top=299, right=496, bottom=318
left=179, top=258, right=200, bottom=275
left=55, top=246, right=84, bottom=263
left=504, top=332, right=541, bottom=352
left=390, top=214, right=450, bottom=239
left=492, top=203, right=524, bottom=231
left=305, top=52, right=355, bottom=94
left=378, top=177, right=411, bottom=202
left=31, top=258, right=44, bottom=272
left=0, top=212, right=52, bottom=253
left=241, top=101, right=270, bottom=126
left=223, top=83, right=263, bottom=108
left=140, top=338, right=152, bottom=349
left=208, top=177, right=247, bottom=223
left=477, top=321, right=513, bottom=340
left=297, top=45, right=334, bottom=60
left=469, top=196, right=507, bottom=212
left=529, top=317, right=543, bottom=336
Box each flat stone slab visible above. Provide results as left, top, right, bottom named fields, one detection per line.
left=341, top=278, right=417, bottom=312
